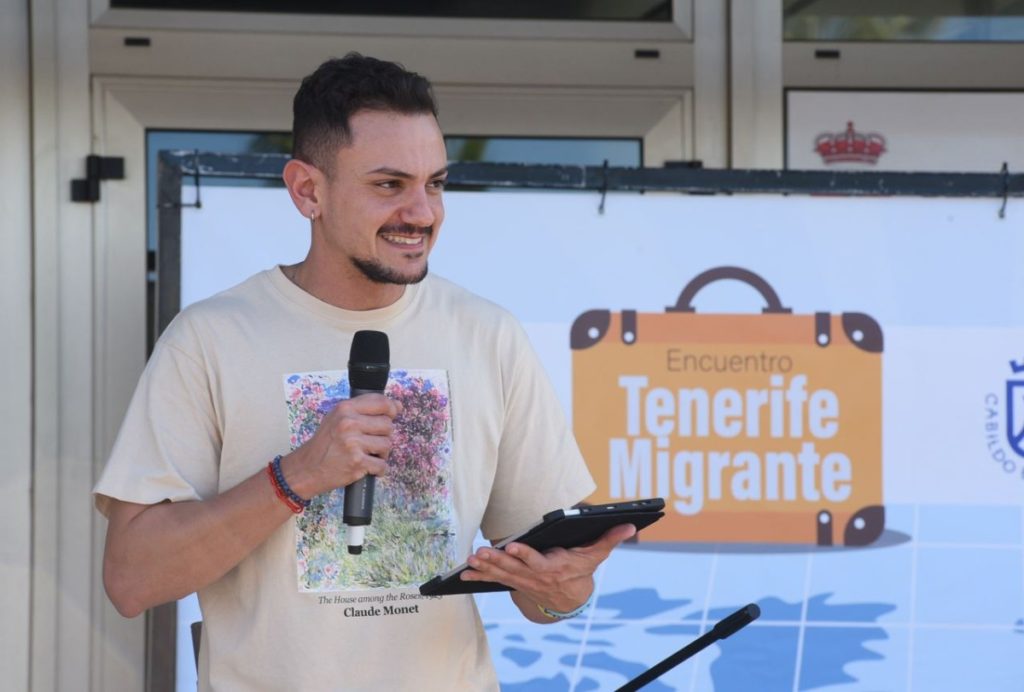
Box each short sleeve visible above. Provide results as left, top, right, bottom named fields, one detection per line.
left=93, top=319, right=222, bottom=517
left=479, top=323, right=596, bottom=540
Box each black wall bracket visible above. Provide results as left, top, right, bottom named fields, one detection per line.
left=71, top=155, right=125, bottom=202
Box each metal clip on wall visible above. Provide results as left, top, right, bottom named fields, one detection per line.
left=71, top=155, right=125, bottom=203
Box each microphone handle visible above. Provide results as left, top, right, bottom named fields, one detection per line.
left=342, top=386, right=382, bottom=526
left=614, top=629, right=718, bottom=692
left=614, top=604, right=760, bottom=692
left=342, top=477, right=375, bottom=526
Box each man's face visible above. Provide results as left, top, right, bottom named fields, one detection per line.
left=316, top=110, right=448, bottom=287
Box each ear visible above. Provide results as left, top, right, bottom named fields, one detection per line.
left=283, top=159, right=323, bottom=219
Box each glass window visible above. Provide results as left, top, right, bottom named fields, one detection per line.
left=146, top=130, right=290, bottom=353
left=114, top=0, right=672, bottom=22
left=446, top=136, right=642, bottom=167
left=784, top=0, right=1024, bottom=42
left=147, top=130, right=289, bottom=250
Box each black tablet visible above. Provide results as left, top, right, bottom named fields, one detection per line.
left=419, top=497, right=665, bottom=596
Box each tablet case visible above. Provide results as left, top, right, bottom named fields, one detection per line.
left=419, top=498, right=665, bottom=596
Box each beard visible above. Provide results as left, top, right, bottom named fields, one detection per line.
left=349, top=224, right=432, bottom=285
left=350, top=256, right=429, bottom=285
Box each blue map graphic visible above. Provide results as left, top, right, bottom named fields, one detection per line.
left=478, top=504, right=1024, bottom=691
left=488, top=591, right=892, bottom=691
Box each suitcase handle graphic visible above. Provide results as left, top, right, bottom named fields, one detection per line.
left=571, top=265, right=883, bottom=353
left=666, top=266, right=792, bottom=314
left=571, top=266, right=792, bottom=351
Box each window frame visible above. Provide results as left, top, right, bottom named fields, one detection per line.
left=89, top=0, right=694, bottom=41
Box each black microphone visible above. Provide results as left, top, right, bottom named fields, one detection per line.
left=342, top=330, right=390, bottom=555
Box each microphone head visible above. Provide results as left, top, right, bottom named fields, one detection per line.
left=350, top=330, right=389, bottom=363
left=349, top=330, right=390, bottom=391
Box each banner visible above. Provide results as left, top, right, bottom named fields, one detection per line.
left=181, top=186, right=1024, bottom=691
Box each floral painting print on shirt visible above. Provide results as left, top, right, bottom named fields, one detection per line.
left=283, top=369, right=457, bottom=592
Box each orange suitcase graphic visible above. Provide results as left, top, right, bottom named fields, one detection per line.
left=571, top=267, right=884, bottom=546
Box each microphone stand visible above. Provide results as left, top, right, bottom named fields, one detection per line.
left=614, top=603, right=761, bottom=692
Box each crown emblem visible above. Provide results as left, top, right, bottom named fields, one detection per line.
left=814, top=121, right=887, bottom=165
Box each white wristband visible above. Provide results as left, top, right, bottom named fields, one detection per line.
left=537, top=593, right=594, bottom=620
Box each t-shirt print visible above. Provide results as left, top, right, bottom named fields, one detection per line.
left=283, top=369, right=457, bottom=592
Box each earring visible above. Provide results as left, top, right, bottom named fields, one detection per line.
left=310, top=210, right=318, bottom=222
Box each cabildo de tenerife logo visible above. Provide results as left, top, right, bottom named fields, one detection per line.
left=572, top=267, right=885, bottom=549
left=985, top=359, right=1024, bottom=479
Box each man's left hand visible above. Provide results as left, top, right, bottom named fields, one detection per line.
left=460, top=523, right=636, bottom=620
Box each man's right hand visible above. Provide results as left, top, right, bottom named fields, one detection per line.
left=102, top=392, right=402, bottom=618
left=280, top=393, right=402, bottom=500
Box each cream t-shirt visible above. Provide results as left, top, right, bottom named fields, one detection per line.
left=95, top=268, right=595, bottom=691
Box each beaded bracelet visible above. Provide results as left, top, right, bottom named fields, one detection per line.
left=267, top=465, right=303, bottom=513
left=267, top=455, right=310, bottom=513
left=537, top=593, right=594, bottom=621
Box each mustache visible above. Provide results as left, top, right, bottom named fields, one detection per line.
left=378, top=224, right=432, bottom=236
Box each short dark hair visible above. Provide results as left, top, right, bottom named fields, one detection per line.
left=292, top=53, right=439, bottom=173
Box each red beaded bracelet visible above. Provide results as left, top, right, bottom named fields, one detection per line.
left=267, top=463, right=304, bottom=513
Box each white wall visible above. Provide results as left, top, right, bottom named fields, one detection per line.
left=730, top=0, right=784, bottom=168
left=0, top=1, right=33, bottom=687
left=28, top=0, right=103, bottom=690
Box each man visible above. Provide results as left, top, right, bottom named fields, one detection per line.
left=96, top=53, right=633, bottom=690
